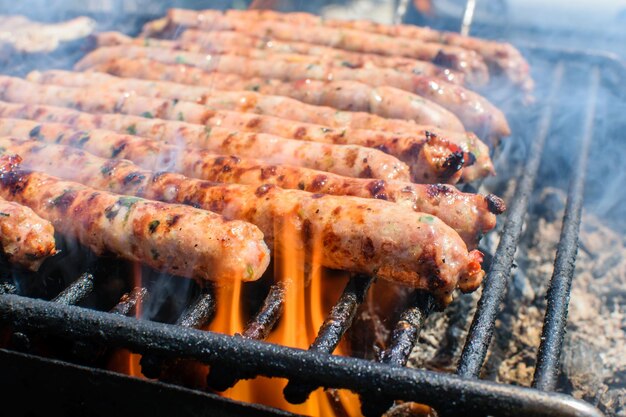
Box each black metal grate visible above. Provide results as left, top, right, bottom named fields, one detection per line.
left=1, top=8, right=625, bottom=417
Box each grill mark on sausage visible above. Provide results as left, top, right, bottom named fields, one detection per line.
left=439, top=151, right=464, bottom=181
left=366, top=179, right=388, bottom=200
left=111, top=142, right=127, bottom=158
left=418, top=245, right=444, bottom=290
left=426, top=184, right=453, bottom=198
left=293, top=126, right=306, bottom=139
left=310, top=174, right=328, bottom=192
left=260, top=165, right=277, bottom=180
left=255, top=184, right=274, bottom=197
left=100, top=160, right=119, bottom=176
left=361, top=237, right=375, bottom=261
left=343, top=148, right=358, bottom=168
left=166, top=214, right=182, bottom=227
left=360, top=165, right=373, bottom=178
left=246, top=116, right=262, bottom=128
left=123, top=171, right=146, bottom=185
left=485, top=193, right=506, bottom=214
left=50, top=189, right=77, bottom=213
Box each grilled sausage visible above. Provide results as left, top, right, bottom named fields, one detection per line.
left=0, top=139, right=485, bottom=304
left=0, top=99, right=495, bottom=184
left=0, top=195, right=56, bottom=271
left=28, top=70, right=488, bottom=183
left=30, top=69, right=457, bottom=135
left=143, top=9, right=490, bottom=87
left=76, top=45, right=466, bottom=133
left=209, top=9, right=533, bottom=93
left=76, top=46, right=510, bottom=140
left=0, top=154, right=270, bottom=282
left=87, top=57, right=501, bottom=167
left=0, top=76, right=409, bottom=181
left=0, top=118, right=504, bottom=247
left=94, top=30, right=465, bottom=85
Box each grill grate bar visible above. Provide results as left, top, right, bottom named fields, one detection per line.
left=11, top=272, right=94, bottom=352
left=532, top=66, right=600, bottom=391
left=207, top=281, right=287, bottom=391
left=457, top=62, right=566, bottom=378
left=242, top=282, right=288, bottom=340
left=52, top=272, right=95, bottom=305
left=141, top=285, right=215, bottom=379
left=175, top=285, right=216, bottom=329
left=0, top=293, right=603, bottom=417
left=0, top=281, right=16, bottom=295
left=361, top=291, right=434, bottom=417
left=283, top=274, right=374, bottom=404
left=110, top=287, right=148, bottom=317
left=72, top=286, right=148, bottom=363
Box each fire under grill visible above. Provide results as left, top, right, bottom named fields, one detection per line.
left=1, top=6, right=625, bottom=417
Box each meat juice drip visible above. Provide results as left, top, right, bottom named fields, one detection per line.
left=107, top=262, right=143, bottom=378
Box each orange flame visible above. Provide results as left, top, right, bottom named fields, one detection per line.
left=207, top=214, right=361, bottom=416
left=208, top=277, right=255, bottom=402
left=110, top=217, right=363, bottom=415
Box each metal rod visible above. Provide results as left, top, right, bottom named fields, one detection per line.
left=0, top=294, right=603, bottom=417
left=532, top=67, right=600, bottom=391
left=0, top=281, right=16, bottom=295
left=283, top=275, right=374, bottom=404
left=52, top=272, right=95, bottom=305
left=460, top=0, right=477, bottom=36
left=456, top=63, right=566, bottom=379
left=110, top=287, right=148, bottom=317
left=175, top=287, right=216, bottom=329
left=207, top=282, right=287, bottom=391
left=13, top=272, right=94, bottom=352
left=380, top=292, right=434, bottom=367
left=242, top=282, right=287, bottom=340
left=141, top=286, right=215, bottom=378
left=71, top=287, right=149, bottom=362
left=0, top=348, right=299, bottom=417
left=361, top=291, right=434, bottom=417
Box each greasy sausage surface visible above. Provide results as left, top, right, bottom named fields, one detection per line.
left=0, top=154, right=270, bottom=282
left=85, top=57, right=496, bottom=181
left=0, top=195, right=56, bottom=271
left=0, top=76, right=410, bottom=181
left=0, top=139, right=485, bottom=304
left=0, top=117, right=505, bottom=247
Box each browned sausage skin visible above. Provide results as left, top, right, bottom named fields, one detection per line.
left=197, top=8, right=533, bottom=93
left=143, top=8, right=491, bottom=87
left=82, top=58, right=496, bottom=182
left=0, top=195, right=56, bottom=270
left=29, top=69, right=457, bottom=138
left=0, top=76, right=410, bottom=182
left=0, top=117, right=505, bottom=248
left=0, top=139, right=485, bottom=304
left=76, top=44, right=508, bottom=137
left=93, top=31, right=466, bottom=85
left=0, top=154, right=270, bottom=283
left=173, top=8, right=533, bottom=92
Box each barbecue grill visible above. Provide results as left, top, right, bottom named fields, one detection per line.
left=0, top=1, right=624, bottom=416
